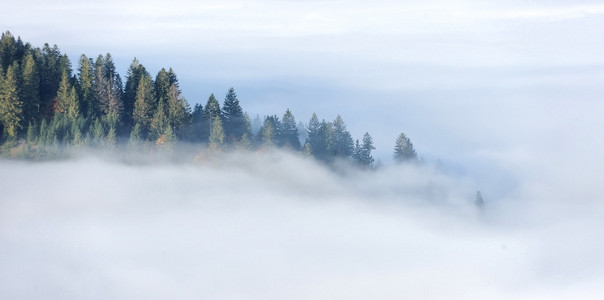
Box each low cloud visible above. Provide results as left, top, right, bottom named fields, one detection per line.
left=1, top=149, right=603, bottom=299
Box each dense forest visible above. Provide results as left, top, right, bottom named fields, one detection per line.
left=0, top=31, right=417, bottom=166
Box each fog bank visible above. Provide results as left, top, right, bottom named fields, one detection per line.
left=1, top=151, right=603, bottom=299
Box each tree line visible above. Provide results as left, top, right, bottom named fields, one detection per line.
left=0, top=31, right=417, bottom=165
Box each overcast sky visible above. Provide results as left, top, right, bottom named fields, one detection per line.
left=2, top=0, right=603, bottom=173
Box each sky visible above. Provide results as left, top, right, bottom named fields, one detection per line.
left=2, top=1, right=604, bottom=298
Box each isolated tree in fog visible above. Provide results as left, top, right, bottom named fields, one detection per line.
left=393, top=132, right=417, bottom=163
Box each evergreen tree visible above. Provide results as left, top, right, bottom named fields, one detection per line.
left=39, top=44, right=63, bottom=116
left=167, top=83, right=190, bottom=138
left=0, top=62, right=22, bottom=139
left=331, top=115, right=354, bottom=158
left=202, top=94, right=221, bottom=141
left=393, top=132, right=417, bottom=163
left=280, top=109, right=300, bottom=150
left=56, top=72, right=79, bottom=120
left=0, top=31, right=17, bottom=72
left=95, top=53, right=123, bottom=119
left=222, top=87, right=246, bottom=141
left=261, top=118, right=275, bottom=147
left=189, top=103, right=204, bottom=142
left=354, top=132, right=375, bottom=167
left=77, top=54, right=95, bottom=118
left=19, top=52, right=40, bottom=124
left=239, top=132, right=252, bottom=150
left=132, top=73, right=154, bottom=138
left=154, top=68, right=171, bottom=106
left=123, top=58, right=149, bottom=128
left=209, top=115, right=225, bottom=151
left=150, top=97, right=169, bottom=142
left=306, top=113, right=321, bottom=156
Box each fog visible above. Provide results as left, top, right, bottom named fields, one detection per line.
left=1, top=149, right=603, bottom=299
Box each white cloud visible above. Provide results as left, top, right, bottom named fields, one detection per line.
left=1, top=149, right=604, bottom=298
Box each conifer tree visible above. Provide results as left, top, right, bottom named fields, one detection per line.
left=280, top=109, right=300, bottom=150
left=239, top=132, right=252, bottom=150
left=124, top=58, right=149, bottom=128
left=56, top=72, right=79, bottom=120
left=222, top=87, right=246, bottom=141
left=167, top=83, right=190, bottom=138
left=0, top=31, right=17, bottom=72
left=332, top=115, right=354, bottom=158
left=261, top=118, right=275, bottom=147
left=354, top=132, right=375, bottom=167
left=132, top=73, right=154, bottom=138
left=77, top=55, right=95, bottom=118
left=209, top=115, right=225, bottom=150
left=393, top=132, right=417, bottom=163
left=189, top=103, right=204, bottom=142
left=150, top=98, right=169, bottom=142
left=20, top=52, right=40, bottom=124
left=39, top=44, right=63, bottom=115
left=0, top=63, right=22, bottom=139
left=202, top=94, right=221, bottom=141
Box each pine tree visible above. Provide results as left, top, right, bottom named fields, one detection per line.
left=280, top=109, right=300, bottom=150
left=189, top=103, right=204, bottom=142
left=132, top=73, right=154, bottom=138
left=239, top=132, right=252, bottom=150
left=39, top=44, right=63, bottom=115
left=222, top=87, right=246, bottom=141
left=20, top=52, right=40, bottom=124
left=332, top=115, right=354, bottom=158
left=95, top=53, right=123, bottom=119
left=56, top=72, right=79, bottom=120
left=393, top=132, right=417, bottom=163
left=0, top=62, right=22, bottom=139
left=354, top=132, right=375, bottom=167
left=0, top=31, right=17, bottom=72
left=306, top=113, right=322, bottom=156
left=202, top=94, right=221, bottom=141
left=77, top=54, right=95, bottom=118
left=124, top=58, right=149, bottom=128
left=167, top=83, right=190, bottom=138
left=261, top=118, right=275, bottom=147
left=209, top=116, right=225, bottom=151
left=150, top=97, right=169, bottom=142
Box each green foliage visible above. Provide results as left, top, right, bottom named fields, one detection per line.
left=0, top=32, right=418, bottom=168
left=132, top=73, right=154, bottom=138
left=202, top=93, right=221, bottom=141
left=354, top=132, right=375, bottom=167
left=261, top=118, right=275, bottom=147
left=77, top=54, right=95, bottom=118
left=394, top=132, right=417, bottom=163
left=0, top=62, right=22, bottom=139
left=20, top=52, right=40, bottom=123
left=56, top=72, right=80, bottom=120
left=150, top=98, right=169, bottom=142
left=222, top=87, right=246, bottom=141
left=280, top=109, right=300, bottom=150
left=209, top=116, right=225, bottom=150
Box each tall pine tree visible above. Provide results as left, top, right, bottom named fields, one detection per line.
left=0, top=62, right=22, bottom=139
left=393, top=132, right=417, bottom=163
left=222, top=87, right=245, bottom=141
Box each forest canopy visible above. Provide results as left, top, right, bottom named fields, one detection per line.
left=0, top=31, right=417, bottom=166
